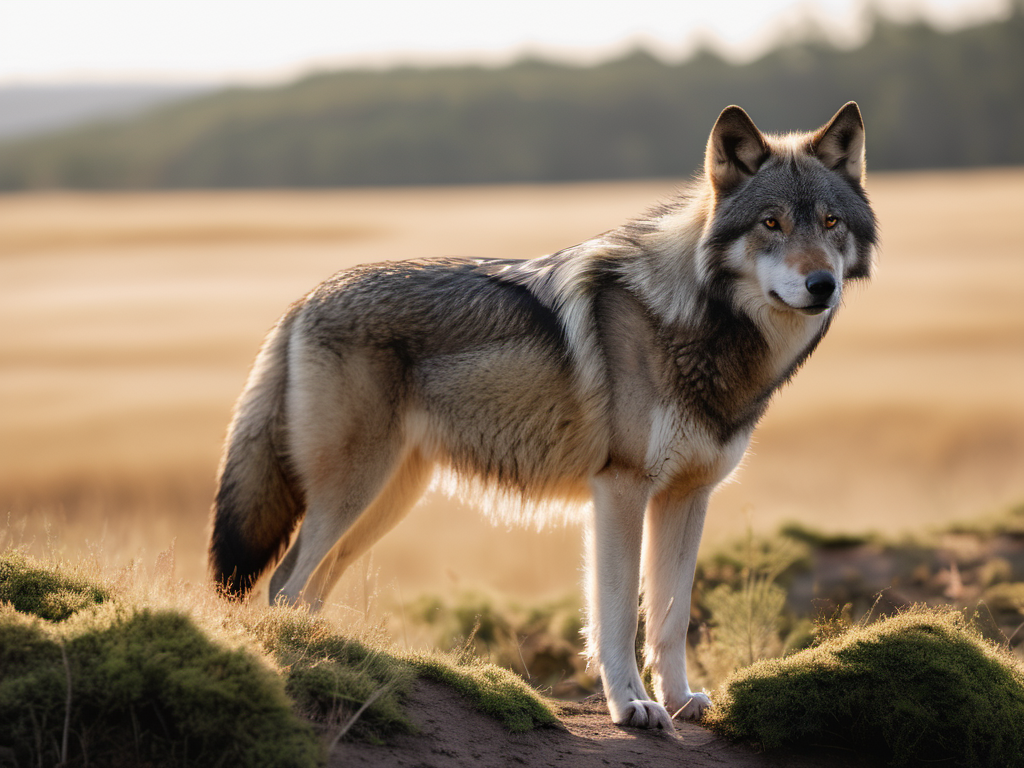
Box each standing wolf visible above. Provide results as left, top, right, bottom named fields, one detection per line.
left=210, top=103, right=876, bottom=729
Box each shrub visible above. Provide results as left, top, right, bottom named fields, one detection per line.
left=705, top=607, right=1024, bottom=767
left=0, top=551, right=108, bottom=621
left=410, top=591, right=589, bottom=695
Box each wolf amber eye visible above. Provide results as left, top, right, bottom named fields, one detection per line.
left=825, top=215, right=839, bottom=229
left=763, top=218, right=780, bottom=230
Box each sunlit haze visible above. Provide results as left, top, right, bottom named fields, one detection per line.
left=0, top=0, right=1011, bottom=84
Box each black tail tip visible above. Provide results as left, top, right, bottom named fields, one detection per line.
left=212, top=566, right=264, bottom=601
left=208, top=515, right=270, bottom=601
left=208, top=549, right=260, bottom=601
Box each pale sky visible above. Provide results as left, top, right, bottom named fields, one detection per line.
left=0, top=0, right=1012, bottom=85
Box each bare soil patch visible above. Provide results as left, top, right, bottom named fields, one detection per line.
left=332, top=680, right=873, bottom=768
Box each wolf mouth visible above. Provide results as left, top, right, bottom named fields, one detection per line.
left=769, top=291, right=832, bottom=315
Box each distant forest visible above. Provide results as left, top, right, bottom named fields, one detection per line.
left=1, top=8, right=1021, bottom=189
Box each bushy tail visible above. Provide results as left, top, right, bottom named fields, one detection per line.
left=209, top=305, right=305, bottom=599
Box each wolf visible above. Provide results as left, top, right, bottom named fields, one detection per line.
left=209, top=103, right=876, bottom=730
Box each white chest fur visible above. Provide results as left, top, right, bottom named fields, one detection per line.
left=643, top=404, right=751, bottom=493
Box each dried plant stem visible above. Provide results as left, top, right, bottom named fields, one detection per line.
left=59, top=639, right=72, bottom=767
left=327, top=684, right=392, bottom=753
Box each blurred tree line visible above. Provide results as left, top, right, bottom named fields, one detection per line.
left=0, top=8, right=1021, bottom=189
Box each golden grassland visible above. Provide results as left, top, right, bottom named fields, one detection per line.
left=1, top=170, right=1022, bottom=618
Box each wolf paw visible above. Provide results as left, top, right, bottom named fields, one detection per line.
left=613, top=700, right=677, bottom=733
left=669, top=691, right=712, bottom=721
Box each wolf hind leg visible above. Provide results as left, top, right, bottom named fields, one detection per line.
left=642, top=488, right=713, bottom=721
left=270, top=449, right=432, bottom=608
left=270, top=460, right=396, bottom=610
left=268, top=536, right=302, bottom=602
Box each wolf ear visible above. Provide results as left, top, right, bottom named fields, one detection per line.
left=705, top=105, right=770, bottom=196
left=812, top=102, right=866, bottom=185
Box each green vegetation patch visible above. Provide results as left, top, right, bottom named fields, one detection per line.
left=409, top=651, right=558, bottom=733
left=0, top=551, right=559, bottom=766
left=0, top=603, right=319, bottom=768
left=249, top=610, right=415, bottom=744
left=705, top=607, right=1024, bottom=767
left=0, top=552, right=319, bottom=768
left=251, top=608, right=556, bottom=740
left=254, top=604, right=559, bottom=737
left=778, top=522, right=873, bottom=549
left=411, top=591, right=588, bottom=695
left=0, top=550, right=109, bottom=621
left=945, top=501, right=1024, bottom=538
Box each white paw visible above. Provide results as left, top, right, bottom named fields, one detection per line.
left=612, top=700, right=677, bottom=733
left=668, top=691, right=712, bottom=721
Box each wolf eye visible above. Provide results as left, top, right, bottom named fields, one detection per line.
left=763, top=218, right=780, bottom=230
left=825, top=215, right=839, bottom=229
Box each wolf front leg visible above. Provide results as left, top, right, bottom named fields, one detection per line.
left=587, top=470, right=675, bottom=732
left=642, top=487, right=713, bottom=720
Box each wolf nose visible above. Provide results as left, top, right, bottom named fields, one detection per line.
left=805, top=270, right=836, bottom=300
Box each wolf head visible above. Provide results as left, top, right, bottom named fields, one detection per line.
left=701, top=102, right=877, bottom=319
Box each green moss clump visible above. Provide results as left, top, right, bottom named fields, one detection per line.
left=705, top=607, right=1024, bottom=767
left=0, top=605, right=320, bottom=768
left=0, top=551, right=109, bottom=621
left=248, top=608, right=557, bottom=739
left=0, top=550, right=560, bottom=766
left=409, top=652, right=558, bottom=733
left=251, top=610, right=414, bottom=743
left=0, top=552, right=320, bottom=768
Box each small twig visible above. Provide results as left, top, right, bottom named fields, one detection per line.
left=58, top=639, right=72, bottom=767
left=671, top=701, right=691, bottom=720
left=130, top=704, right=141, bottom=765
left=515, top=636, right=533, bottom=684
left=396, top=580, right=410, bottom=650
left=28, top=705, right=42, bottom=767
left=1005, top=617, right=1024, bottom=647
left=362, top=553, right=372, bottom=618
left=326, top=685, right=392, bottom=753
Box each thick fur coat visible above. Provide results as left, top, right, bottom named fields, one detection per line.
left=209, top=103, right=877, bottom=729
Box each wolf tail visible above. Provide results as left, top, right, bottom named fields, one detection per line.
left=208, top=304, right=305, bottom=599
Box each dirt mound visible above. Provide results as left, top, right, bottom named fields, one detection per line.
left=331, top=681, right=874, bottom=768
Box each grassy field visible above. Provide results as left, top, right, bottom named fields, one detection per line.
left=1, top=169, right=1022, bottom=620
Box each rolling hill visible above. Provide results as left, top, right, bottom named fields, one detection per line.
left=0, top=8, right=1021, bottom=189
